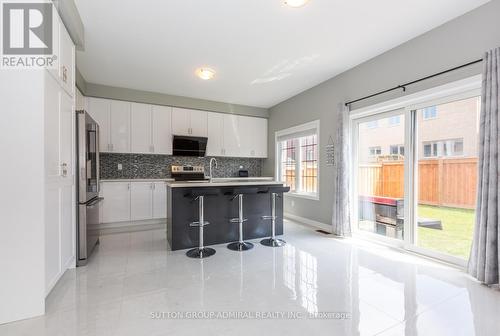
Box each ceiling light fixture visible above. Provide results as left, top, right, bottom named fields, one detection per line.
left=284, top=0, right=309, bottom=8
left=195, top=67, right=216, bottom=80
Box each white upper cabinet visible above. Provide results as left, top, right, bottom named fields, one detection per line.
left=59, top=23, right=75, bottom=97
left=206, top=113, right=224, bottom=156
left=88, top=98, right=111, bottom=152
left=223, top=114, right=241, bottom=157
left=47, top=6, right=60, bottom=82
left=172, top=107, right=207, bottom=137
left=46, top=7, right=74, bottom=98
left=238, top=115, right=268, bottom=158
left=172, top=108, right=191, bottom=136
left=131, top=103, right=152, bottom=153
left=87, top=98, right=267, bottom=157
left=253, top=117, right=268, bottom=157
left=190, top=109, right=208, bottom=137
left=152, top=105, right=172, bottom=155
left=110, top=100, right=131, bottom=153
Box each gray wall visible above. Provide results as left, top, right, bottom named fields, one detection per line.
left=264, top=0, right=500, bottom=225
left=77, top=80, right=269, bottom=118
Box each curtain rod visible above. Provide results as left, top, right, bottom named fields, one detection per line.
left=345, top=58, right=483, bottom=107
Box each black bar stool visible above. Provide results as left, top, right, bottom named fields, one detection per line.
left=261, top=186, right=290, bottom=247
left=226, top=187, right=259, bottom=251
left=185, top=188, right=219, bottom=258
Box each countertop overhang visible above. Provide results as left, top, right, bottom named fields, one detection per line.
left=167, top=180, right=282, bottom=188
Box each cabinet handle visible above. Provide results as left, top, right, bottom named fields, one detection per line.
left=127, top=183, right=130, bottom=190
left=60, top=163, right=68, bottom=177
left=62, top=65, right=68, bottom=83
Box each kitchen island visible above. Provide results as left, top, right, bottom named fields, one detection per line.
left=166, top=179, right=285, bottom=250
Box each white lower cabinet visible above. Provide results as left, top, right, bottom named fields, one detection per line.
left=100, top=181, right=167, bottom=223
left=101, top=182, right=131, bottom=223
left=152, top=182, right=167, bottom=219
left=130, top=182, right=153, bottom=220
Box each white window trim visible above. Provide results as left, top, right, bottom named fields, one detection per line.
left=275, top=120, right=320, bottom=201
left=349, top=74, right=481, bottom=268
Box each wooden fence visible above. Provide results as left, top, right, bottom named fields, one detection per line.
left=358, top=158, right=477, bottom=209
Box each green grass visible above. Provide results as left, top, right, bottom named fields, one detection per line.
left=417, top=205, right=475, bottom=259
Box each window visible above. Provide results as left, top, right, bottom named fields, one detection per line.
left=423, top=139, right=464, bottom=158
left=369, top=146, right=381, bottom=156
left=276, top=121, right=319, bottom=199
left=366, top=120, right=378, bottom=129
left=390, top=144, right=404, bottom=155
left=423, top=106, right=437, bottom=120
left=388, top=116, right=401, bottom=126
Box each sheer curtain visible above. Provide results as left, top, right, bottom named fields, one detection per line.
left=332, top=103, right=351, bottom=236
left=468, top=47, right=500, bottom=284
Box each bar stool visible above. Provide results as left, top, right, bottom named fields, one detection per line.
left=185, top=188, right=219, bottom=258
left=226, top=187, right=259, bottom=251
left=261, top=186, right=290, bottom=247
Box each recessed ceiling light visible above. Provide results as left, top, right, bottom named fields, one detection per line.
left=284, top=0, right=309, bottom=8
left=195, top=67, right=216, bottom=80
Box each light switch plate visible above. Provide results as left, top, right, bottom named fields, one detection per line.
left=117, top=163, right=123, bottom=171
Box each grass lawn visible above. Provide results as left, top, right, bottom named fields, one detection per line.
left=417, top=205, right=475, bottom=259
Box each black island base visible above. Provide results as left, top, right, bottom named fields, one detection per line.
left=166, top=184, right=284, bottom=251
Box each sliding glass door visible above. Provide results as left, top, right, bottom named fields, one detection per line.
left=352, top=89, right=481, bottom=265
left=413, top=96, right=480, bottom=261
left=353, top=109, right=407, bottom=243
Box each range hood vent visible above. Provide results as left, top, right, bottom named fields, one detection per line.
left=172, top=135, right=208, bottom=157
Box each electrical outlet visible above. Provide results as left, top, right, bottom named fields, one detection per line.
left=117, top=163, right=123, bottom=171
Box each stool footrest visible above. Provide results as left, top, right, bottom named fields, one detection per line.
left=189, top=221, right=210, bottom=227
left=229, top=218, right=248, bottom=223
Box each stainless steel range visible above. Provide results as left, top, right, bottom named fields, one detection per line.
left=171, top=165, right=207, bottom=181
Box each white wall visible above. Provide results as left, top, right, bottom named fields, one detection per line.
left=264, top=0, right=500, bottom=225
left=0, top=71, right=46, bottom=324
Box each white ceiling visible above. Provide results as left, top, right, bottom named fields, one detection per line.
left=75, top=0, right=489, bottom=108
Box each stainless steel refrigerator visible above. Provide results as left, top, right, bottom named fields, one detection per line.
left=76, top=110, right=102, bottom=266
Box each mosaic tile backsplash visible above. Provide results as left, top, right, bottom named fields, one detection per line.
left=100, top=153, right=264, bottom=179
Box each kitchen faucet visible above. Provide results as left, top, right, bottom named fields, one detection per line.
left=209, top=158, right=218, bottom=182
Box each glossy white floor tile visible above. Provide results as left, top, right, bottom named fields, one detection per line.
left=2, top=220, right=499, bottom=336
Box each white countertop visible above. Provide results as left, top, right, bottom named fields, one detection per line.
left=101, top=177, right=275, bottom=185
left=101, top=178, right=175, bottom=183
left=167, top=178, right=282, bottom=188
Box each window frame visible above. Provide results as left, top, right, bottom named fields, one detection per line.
left=369, top=146, right=382, bottom=156
left=422, top=138, right=464, bottom=158
left=422, top=106, right=438, bottom=120
left=275, top=120, right=320, bottom=201
left=350, top=74, right=481, bottom=268
left=388, top=115, right=401, bottom=126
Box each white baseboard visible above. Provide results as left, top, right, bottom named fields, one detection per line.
left=45, top=255, right=75, bottom=297
left=284, top=213, right=332, bottom=233
left=98, top=218, right=166, bottom=229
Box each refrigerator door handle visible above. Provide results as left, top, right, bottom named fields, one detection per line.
left=96, top=124, right=100, bottom=194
